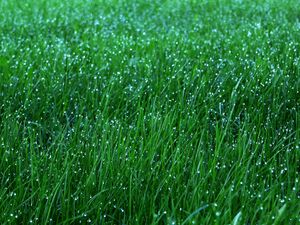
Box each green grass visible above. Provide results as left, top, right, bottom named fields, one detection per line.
left=0, top=0, right=300, bottom=224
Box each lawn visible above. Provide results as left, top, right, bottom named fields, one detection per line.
left=0, top=0, right=300, bottom=224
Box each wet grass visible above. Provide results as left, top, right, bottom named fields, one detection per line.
left=0, top=0, right=300, bottom=224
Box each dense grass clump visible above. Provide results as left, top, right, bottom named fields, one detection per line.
left=0, top=0, right=300, bottom=224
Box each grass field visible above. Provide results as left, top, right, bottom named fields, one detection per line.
left=1, top=0, right=300, bottom=224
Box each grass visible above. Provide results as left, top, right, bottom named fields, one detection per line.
left=0, top=0, right=300, bottom=224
